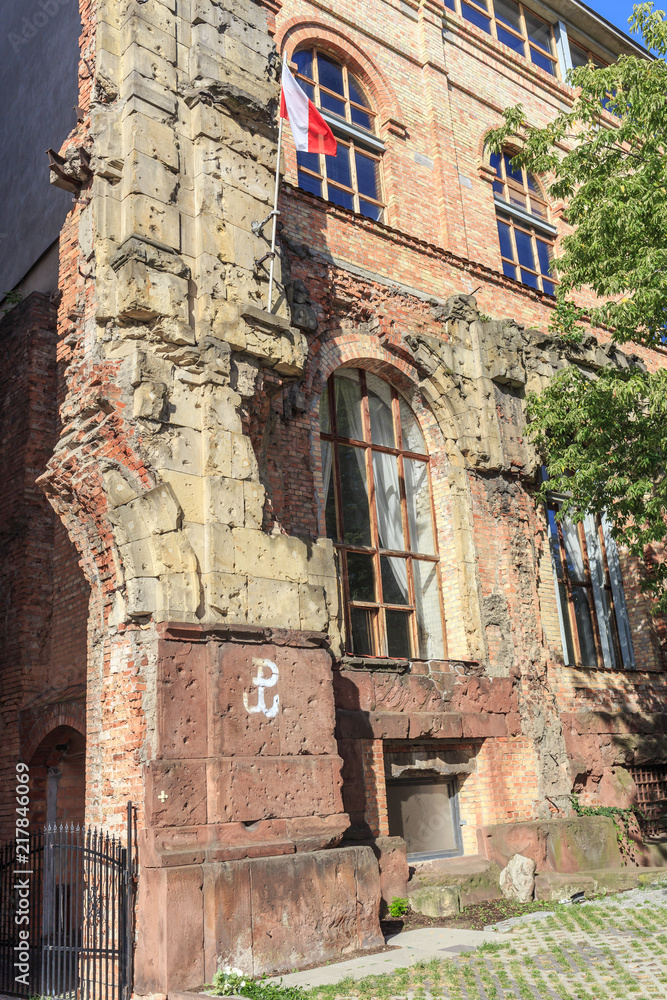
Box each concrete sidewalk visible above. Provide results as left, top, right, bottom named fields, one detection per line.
left=268, top=926, right=513, bottom=989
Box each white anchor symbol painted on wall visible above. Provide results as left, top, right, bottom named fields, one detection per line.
left=243, top=658, right=280, bottom=718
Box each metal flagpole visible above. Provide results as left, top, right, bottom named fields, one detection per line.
left=267, top=115, right=284, bottom=313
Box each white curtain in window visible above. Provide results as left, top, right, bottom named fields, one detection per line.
left=373, top=451, right=409, bottom=600
left=583, top=513, right=615, bottom=669
left=602, top=515, right=635, bottom=669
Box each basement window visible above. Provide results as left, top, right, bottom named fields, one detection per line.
left=319, top=368, right=446, bottom=660
left=292, top=48, right=385, bottom=221
left=386, top=777, right=463, bottom=860
left=632, top=766, right=667, bottom=839
left=546, top=500, right=635, bottom=670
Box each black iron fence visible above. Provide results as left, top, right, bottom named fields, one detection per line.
left=0, top=803, right=135, bottom=1000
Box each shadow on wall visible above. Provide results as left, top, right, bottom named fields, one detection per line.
left=28, top=725, right=85, bottom=829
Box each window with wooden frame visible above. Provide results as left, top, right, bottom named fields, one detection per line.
left=567, top=40, right=615, bottom=111
left=292, top=48, right=385, bottom=222
left=546, top=499, right=635, bottom=669
left=444, top=0, right=558, bottom=76
left=491, top=150, right=556, bottom=294
left=319, top=369, right=446, bottom=661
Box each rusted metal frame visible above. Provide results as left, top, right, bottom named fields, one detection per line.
left=576, top=520, right=605, bottom=666
left=320, top=431, right=428, bottom=462
left=555, top=512, right=584, bottom=665
left=359, top=370, right=384, bottom=656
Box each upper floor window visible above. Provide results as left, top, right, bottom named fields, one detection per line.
left=547, top=501, right=635, bottom=669
left=491, top=150, right=555, bottom=294
left=444, top=0, right=558, bottom=76
left=320, top=369, right=446, bottom=661
left=292, top=48, right=385, bottom=221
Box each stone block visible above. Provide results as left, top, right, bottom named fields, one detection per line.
left=121, top=148, right=179, bottom=201
left=534, top=872, right=596, bottom=902
left=207, top=757, right=341, bottom=824
left=499, top=854, right=536, bottom=903
left=374, top=836, right=409, bottom=910
left=409, top=884, right=460, bottom=918
left=247, top=577, right=300, bottom=629
left=125, top=113, right=179, bottom=170
left=103, top=468, right=140, bottom=508
left=204, top=387, right=242, bottom=432
left=134, top=866, right=205, bottom=995
left=203, top=860, right=253, bottom=982
left=119, top=537, right=156, bottom=580
left=408, top=713, right=463, bottom=739
left=116, top=258, right=189, bottom=321
left=147, top=426, right=203, bottom=478
left=134, top=381, right=167, bottom=418
left=140, top=483, right=182, bottom=535
left=461, top=712, right=508, bottom=738
left=122, top=43, right=178, bottom=93
left=234, top=529, right=308, bottom=583
left=243, top=481, right=265, bottom=528
left=158, top=571, right=200, bottom=617
left=231, top=432, right=259, bottom=480
left=478, top=816, right=623, bottom=873
left=121, top=193, right=180, bottom=250
left=205, top=572, right=248, bottom=622
left=198, top=522, right=235, bottom=574
left=126, top=576, right=158, bottom=615
left=299, top=583, right=328, bottom=631
left=123, top=14, right=177, bottom=63
left=203, top=428, right=232, bottom=477
left=205, top=477, right=244, bottom=526
left=145, top=760, right=207, bottom=828
left=157, top=640, right=208, bottom=759
left=160, top=471, right=204, bottom=524
left=154, top=532, right=198, bottom=574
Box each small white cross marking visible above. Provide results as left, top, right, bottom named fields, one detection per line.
left=158, top=791, right=168, bottom=803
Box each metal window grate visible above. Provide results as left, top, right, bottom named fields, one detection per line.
left=632, top=766, right=667, bottom=839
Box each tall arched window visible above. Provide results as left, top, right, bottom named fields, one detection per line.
left=292, top=49, right=385, bottom=221
left=320, top=368, right=446, bottom=660
left=491, top=150, right=556, bottom=294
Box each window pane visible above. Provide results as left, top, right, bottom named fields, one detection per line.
left=508, top=188, right=528, bottom=210
left=548, top=508, right=563, bottom=578
left=497, top=220, right=515, bottom=261
left=319, top=383, right=330, bottom=432
left=360, top=199, right=382, bottom=221
left=351, top=106, right=373, bottom=130
left=381, top=556, right=409, bottom=605
left=493, top=179, right=504, bottom=196
left=462, top=2, right=491, bottom=32
left=327, top=145, right=352, bottom=189
left=296, top=79, right=315, bottom=101
left=514, top=228, right=536, bottom=270
left=367, top=373, right=396, bottom=447
left=387, top=780, right=459, bottom=856
left=490, top=150, right=502, bottom=176
left=444, top=0, right=456, bottom=8
left=503, top=153, right=522, bottom=184
left=317, top=54, right=345, bottom=95
left=404, top=458, right=435, bottom=555
left=524, top=12, right=553, bottom=53
left=385, top=609, right=412, bottom=658
left=335, top=369, right=363, bottom=439
left=502, top=260, right=517, bottom=279
left=348, top=74, right=369, bottom=108
left=355, top=152, right=380, bottom=201
left=497, top=25, right=525, bottom=55
left=542, top=279, right=555, bottom=296
left=298, top=171, right=322, bottom=198
left=569, top=42, right=589, bottom=69
left=321, top=441, right=337, bottom=540
left=350, top=607, right=375, bottom=655
left=562, top=519, right=586, bottom=584
left=328, top=185, right=355, bottom=212
left=530, top=47, right=556, bottom=74
left=320, top=91, right=346, bottom=118
left=339, top=444, right=372, bottom=546
left=520, top=268, right=540, bottom=289
left=530, top=197, right=548, bottom=220
left=414, top=560, right=444, bottom=659
left=558, top=581, right=576, bottom=664
left=494, top=0, right=521, bottom=30
left=373, top=452, right=405, bottom=551
left=536, top=239, right=552, bottom=276
left=296, top=150, right=320, bottom=174
left=347, top=551, right=376, bottom=602
left=399, top=398, right=427, bottom=454
left=294, top=49, right=313, bottom=80
left=571, top=586, right=598, bottom=665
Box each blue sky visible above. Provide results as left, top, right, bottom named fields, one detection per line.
left=589, top=0, right=645, bottom=44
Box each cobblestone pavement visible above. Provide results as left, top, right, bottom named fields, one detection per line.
left=305, top=885, right=667, bottom=1000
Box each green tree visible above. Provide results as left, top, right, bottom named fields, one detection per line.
left=486, top=3, right=667, bottom=611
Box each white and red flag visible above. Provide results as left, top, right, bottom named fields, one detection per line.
left=280, top=55, right=337, bottom=156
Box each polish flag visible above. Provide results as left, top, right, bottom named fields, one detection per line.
left=280, top=55, right=337, bottom=156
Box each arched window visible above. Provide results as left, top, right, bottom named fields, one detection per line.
left=491, top=150, right=556, bottom=294
left=292, top=48, right=385, bottom=221
left=320, top=368, right=446, bottom=660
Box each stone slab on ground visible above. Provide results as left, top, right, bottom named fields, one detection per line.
left=409, top=853, right=502, bottom=906
left=535, top=864, right=667, bottom=900
left=267, top=927, right=513, bottom=989
left=409, top=883, right=460, bottom=917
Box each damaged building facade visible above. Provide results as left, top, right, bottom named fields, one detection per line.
left=2, top=0, right=667, bottom=994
